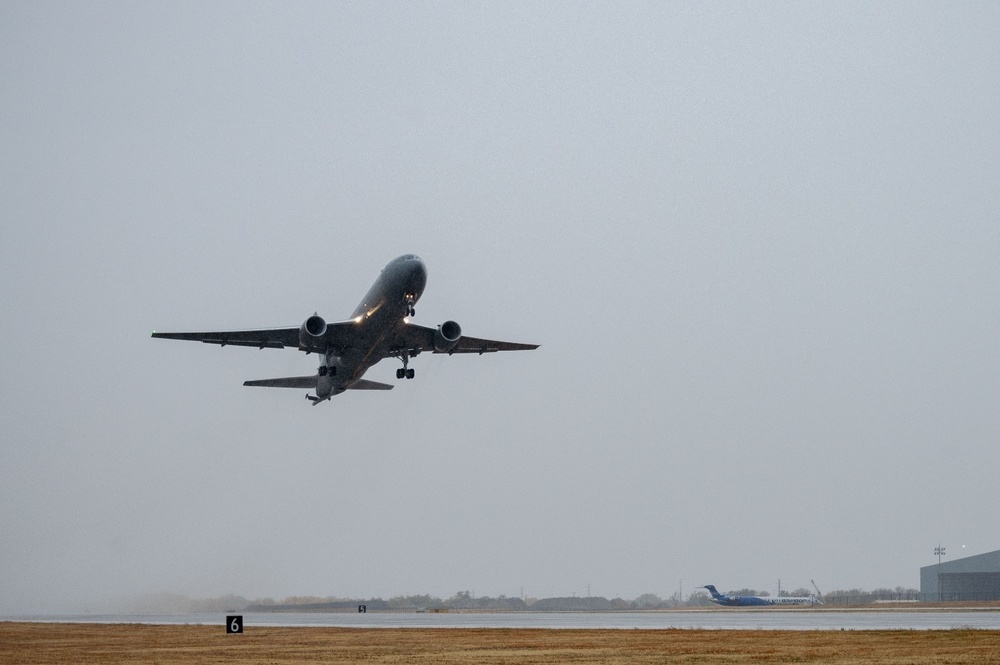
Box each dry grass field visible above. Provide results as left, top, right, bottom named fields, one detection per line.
left=2, top=623, right=999, bottom=664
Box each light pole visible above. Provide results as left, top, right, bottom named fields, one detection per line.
left=935, top=545, right=946, bottom=602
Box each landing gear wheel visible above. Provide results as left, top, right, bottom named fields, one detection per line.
left=396, top=368, right=405, bottom=379
left=319, top=366, right=328, bottom=376
left=406, top=368, right=415, bottom=379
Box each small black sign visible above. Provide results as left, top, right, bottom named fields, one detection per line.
left=226, top=615, right=244, bottom=634
left=358, top=604, right=367, bottom=613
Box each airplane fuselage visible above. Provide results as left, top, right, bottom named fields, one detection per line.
left=768, top=596, right=816, bottom=606
left=318, top=254, right=428, bottom=399
left=709, top=595, right=774, bottom=607
left=706, top=596, right=815, bottom=606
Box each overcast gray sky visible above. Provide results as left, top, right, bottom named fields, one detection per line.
left=2, top=2, right=999, bottom=613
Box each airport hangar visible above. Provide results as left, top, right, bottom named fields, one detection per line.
left=920, top=548, right=1000, bottom=601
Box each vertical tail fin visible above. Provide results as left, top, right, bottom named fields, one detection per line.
left=702, top=585, right=723, bottom=599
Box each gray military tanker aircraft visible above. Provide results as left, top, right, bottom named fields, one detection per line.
left=152, top=254, right=538, bottom=404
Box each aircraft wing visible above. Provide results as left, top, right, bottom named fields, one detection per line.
left=399, top=323, right=539, bottom=355
left=152, top=327, right=300, bottom=349
left=151, top=320, right=363, bottom=353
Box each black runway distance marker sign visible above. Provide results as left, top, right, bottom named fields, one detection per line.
left=226, top=615, right=244, bottom=633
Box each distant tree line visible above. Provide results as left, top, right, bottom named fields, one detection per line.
left=119, top=586, right=920, bottom=614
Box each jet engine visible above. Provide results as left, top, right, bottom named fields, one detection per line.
left=299, top=314, right=327, bottom=349
left=434, top=320, right=462, bottom=352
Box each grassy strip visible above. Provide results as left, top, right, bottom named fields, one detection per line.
left=2, top=623, right=999, bottom=664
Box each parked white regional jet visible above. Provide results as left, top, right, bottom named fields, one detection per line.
left=152, top=254, right=538, bottom=404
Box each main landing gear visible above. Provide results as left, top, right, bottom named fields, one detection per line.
left=396, top=349, right=415, bottom=380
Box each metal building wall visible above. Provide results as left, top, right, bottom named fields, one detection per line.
left=939, top=572, right=1000, bottom=601
left=920, top=548, right=1000, bottom=601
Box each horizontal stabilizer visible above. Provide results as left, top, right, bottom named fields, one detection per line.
left=244, top=376, right=317, bottom=389
left=347, top=379, right=393, bottom=390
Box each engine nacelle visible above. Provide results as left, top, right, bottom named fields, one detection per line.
left=299, top=314, right=328, bottom=349
left=434, top=320, right=462, bottom=352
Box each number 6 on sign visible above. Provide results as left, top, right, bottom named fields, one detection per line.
left=226, top=615, right=243, bottom=634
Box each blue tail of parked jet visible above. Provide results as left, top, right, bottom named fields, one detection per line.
left=703, top=585, right=725, bottom=600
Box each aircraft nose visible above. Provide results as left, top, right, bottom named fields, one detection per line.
left=408, top=256, right=427, bottom=289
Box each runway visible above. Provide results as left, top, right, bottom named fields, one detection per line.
left=7, top=609, right=1000, bottom=630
